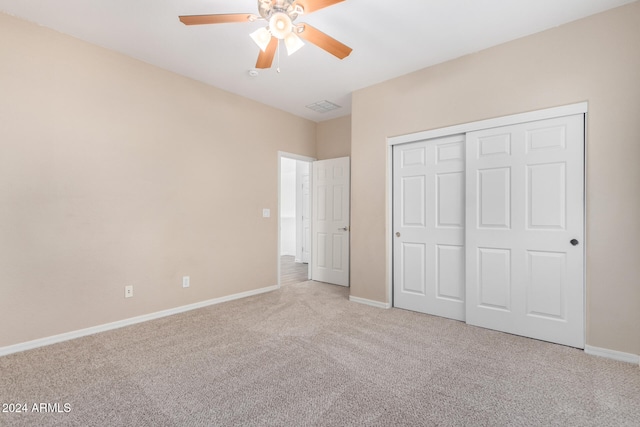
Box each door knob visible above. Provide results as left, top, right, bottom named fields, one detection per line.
left=570, top=239, right=579, bottom=246
left=338, top=226, right=349, bottom=231
left=396, top=232, right=401, bottom=237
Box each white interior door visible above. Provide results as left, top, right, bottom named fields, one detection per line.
left=312, top=157, right=350, bottom=286
left=393, top=135, right=466, bottom=320
left=465, top=114, right=585, bottom=348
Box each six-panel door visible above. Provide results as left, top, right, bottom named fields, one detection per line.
left=312, top=157, right=350, bottom=287
left=465, top=115, right=584, bottom=348
left=393, top=135, right=466, bottom=320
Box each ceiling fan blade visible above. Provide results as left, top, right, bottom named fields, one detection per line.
left=295, top=0, right=345, bottom=14
left=179, top=14, right=252, bottom=25
left=256, top=37, right=279, bottom=69
left=298, top=24, right=352, bottom=59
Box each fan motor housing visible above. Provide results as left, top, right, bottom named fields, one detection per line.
left=258, top=0, right=300, bottom=21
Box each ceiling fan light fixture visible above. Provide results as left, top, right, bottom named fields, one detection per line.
left=180, top=0, right=351, bottom=69
left=250, top=27, right=272, bottom=52
left=284, top=32, right=304, bottom=56
left=269, top=12, right=293, bottom=39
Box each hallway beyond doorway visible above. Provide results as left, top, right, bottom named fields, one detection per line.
left=280, top=256, right=308, bottom=286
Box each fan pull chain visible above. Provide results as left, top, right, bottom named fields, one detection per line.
left=276, top=41, right=281, bottom=73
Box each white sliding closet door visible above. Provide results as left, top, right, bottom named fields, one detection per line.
left=393, top=135, right=466, bottom=321
left=465, top=114, right=585, bottom=348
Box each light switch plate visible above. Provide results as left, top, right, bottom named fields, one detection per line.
left=262, top=208, right=270, bottom=218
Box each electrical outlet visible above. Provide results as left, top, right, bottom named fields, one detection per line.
left=182, top=276, right=190, bottom=288
left=124, top=285, right=133, bottom=298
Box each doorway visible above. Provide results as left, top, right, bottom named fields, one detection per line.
left=278, top=153, right=313, bottom=287
left=278, top=153, right=351, bottom=288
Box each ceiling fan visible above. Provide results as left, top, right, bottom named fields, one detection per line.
left=179, top=0, right=353, bottom=69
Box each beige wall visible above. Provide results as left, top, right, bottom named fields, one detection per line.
left=316, top=115, right=351, bottom=160
left=351, top=2, right=640, bottom=355
left=0, top=13, right=316, bottom=347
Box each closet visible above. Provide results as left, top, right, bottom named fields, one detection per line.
left=392, top=110, right=585, bottom=348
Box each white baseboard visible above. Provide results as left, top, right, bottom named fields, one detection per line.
left=0, top=284, right=278, bottom=357
left=585, top=345, right=640, bottom=365
left=349, top=295, right=391, bottom=309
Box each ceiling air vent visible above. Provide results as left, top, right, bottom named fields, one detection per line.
left=306, top=100, right=341, bottom=113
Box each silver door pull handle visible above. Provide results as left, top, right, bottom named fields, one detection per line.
left=339, top=226, right=349, bottom=231
left=396, top=232, right=401, bottom=237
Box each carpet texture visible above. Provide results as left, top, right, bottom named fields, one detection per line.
left=1, top=281, right=639, bottom=426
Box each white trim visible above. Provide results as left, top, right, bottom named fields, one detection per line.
left=349, top=295, right=391, bottom=309
left=388, top=102, right=588, bottom=146
left=582, top=113, right=589, bottom=349
left=585, top=345, right=640, bottom=365
left=277, top=151, right=316, bottom=163
left=386, top=144, right=394, bottom=307
left=0, top=285, right=278, bottom=357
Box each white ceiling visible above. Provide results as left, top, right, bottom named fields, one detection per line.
left=0, top=0, right=635, bottom=122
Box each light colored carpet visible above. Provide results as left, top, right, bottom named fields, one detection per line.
left=1, top=281, right=639, bottom=426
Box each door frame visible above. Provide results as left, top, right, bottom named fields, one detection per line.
left=386, top=102, right=588, bottom=309
left=277, top=151, right=315, bottom=288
